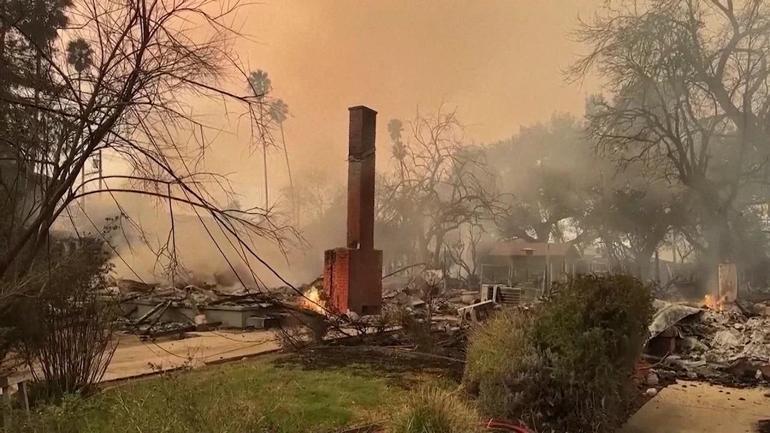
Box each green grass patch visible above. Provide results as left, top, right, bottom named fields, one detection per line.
left=12, top=354, right=440, bottom=433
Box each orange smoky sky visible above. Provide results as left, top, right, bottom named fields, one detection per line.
left=189, top=0, right=605, bottom=207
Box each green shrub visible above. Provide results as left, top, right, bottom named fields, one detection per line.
left=389, top=387, right=479, bottom=433
left=464, top=274, right=653, bottom=433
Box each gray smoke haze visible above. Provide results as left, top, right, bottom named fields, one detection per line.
left=83, top=1, right=606, bottom=286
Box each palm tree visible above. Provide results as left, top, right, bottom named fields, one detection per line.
left=66, top=38, right=93, bottom=77
left=269, top=98, right=296, bottom=223
left=66, top=37, right=95, bottom=203
left=388, top=118, right=406, bottom=180
left=247, top=70, right=271, bottom=98
left=247, top=70, right=272, bottom=209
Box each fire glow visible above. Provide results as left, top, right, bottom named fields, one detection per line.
left=299, top=286, right=327, bottom=315
left=703, top=294, right=727, bottom=311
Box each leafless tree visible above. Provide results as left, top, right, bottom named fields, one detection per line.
left=572, top=0, right=770, bottom=264
left=291, top=167, right=341, bottom=227
left=445, top=221, right=484, bottom=285
left=378, top=108, right=502, bottom=269
left=0, top=0, right=294, bottom=293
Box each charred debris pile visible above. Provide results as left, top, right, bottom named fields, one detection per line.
left=104, top=273, right=770, bottom=392
left=101, top=273, right=479, bottom=344
left=645, top=298, right=770, bottom=388
left=103, top=278, right=297, bottom=338
left=102, top=257, right=770, bottom=397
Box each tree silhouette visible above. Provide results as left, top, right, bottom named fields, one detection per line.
left=0, top=0, right=293, bottom=292
left=388, top=118, right=406, bottom=163
left=269, top=98, right=296, bottom=223
left=573, top=0, right=770, bottom=264
left=66, top=37, right=93, bottom=75
left=66, top=37, right=96, bottom=196
left=269, top=98, right=288, bottom=124
left=247, top=70, right=271, bottom=99
left=247, top=69, right=273, bottom=209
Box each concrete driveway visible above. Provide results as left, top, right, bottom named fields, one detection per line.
left=103, top=330, right=280, bottom=382
left=622, top=381, right=770, bottom=433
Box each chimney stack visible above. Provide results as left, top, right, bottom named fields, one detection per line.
left=346, top=106, right=377, bottom=250
left=322, top=105, right=383, bottom=315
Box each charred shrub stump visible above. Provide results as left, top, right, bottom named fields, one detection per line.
left=464, top=274, right=653, bottom=433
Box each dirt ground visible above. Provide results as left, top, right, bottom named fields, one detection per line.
left=621, top=381, right=770, bottom=433
left=102, top=330, right=280, bottom=381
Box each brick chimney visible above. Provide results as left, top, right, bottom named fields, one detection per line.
left=323, top=106, right=383, bottom=315
left=346, top=106, right=377, bottom=251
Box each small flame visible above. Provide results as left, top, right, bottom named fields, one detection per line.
left=703, top=294, right=726, bottom=311
left=299, top=285, right=326, bottom=315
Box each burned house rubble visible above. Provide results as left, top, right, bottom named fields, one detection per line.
left=104, top=278, right=296, bottom=338
left=645, top=298, right=770, bottom=387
